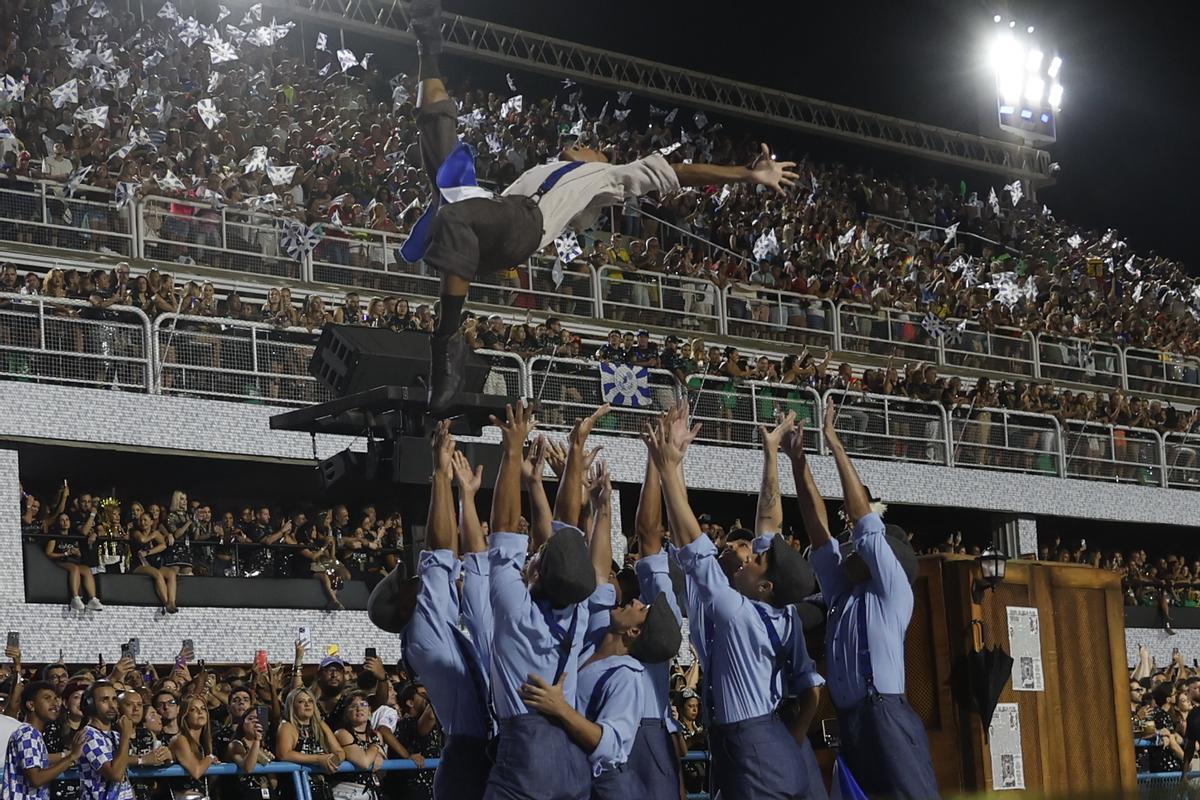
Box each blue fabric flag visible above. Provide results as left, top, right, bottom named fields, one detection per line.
left=400, top=142, right=490, bottom=264
left=599, top=362, right=651, bottom=407
left=830, top=754, right=869, bottom=800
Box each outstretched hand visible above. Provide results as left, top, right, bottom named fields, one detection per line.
left=490, top=399, right=536, bottom=453
left=749, top=143, right=798, bottom=195
left=587, top=459, right=612, bottom=508
left=521, top=435, right=549, bottom=484
left=432, top=419, right=456, bottom=475
left=570, top=403, right=612, bottom=445
left=760, top=409, right=796, bottom=453
left=450, top=450, right=483, bottom=495
left=643, top=402, right=701, bottom=469
left=781, top=418, right=808, bottom=463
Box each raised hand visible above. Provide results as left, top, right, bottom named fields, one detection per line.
left=520, top=435, right=549, bottom=485
left=823, top=398, right=840, bottom=441
left=643, top=403, right=701, bottom=469
left=569, top=403, right=612, bottom=445
left=544, top=439, right=568, bottom=477
left=759, top=409, right=796, bottom=453
left=749, top=143, right=799, bottom=195
left=450, top=450, right=483, bottom=496
left=431, top=419, right=456, bottom=475
left=781, top=418, right=808, bottom=463
left=489, top=399, right=536, bottom=454
left=587, top=459, right=612, bottom=509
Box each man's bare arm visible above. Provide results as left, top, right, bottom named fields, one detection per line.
left=635, top=449, right=665, bottom=557
left=757, top=411, right=796, bottom=535
left=671, top=144, right=798, bottom=195
left=822, top=401, right=871, bottom=521
left=782, top=422, right=832, bottom=549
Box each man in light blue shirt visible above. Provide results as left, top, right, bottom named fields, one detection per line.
left=521, top=459, right=683, bottom=800
left=367, top=421, right=492, bottom=799
left=649, top=405, right=822, bottom=800
left=484, top=402, right=606, bottom=800
left=785, top=403, right=939, bottom=799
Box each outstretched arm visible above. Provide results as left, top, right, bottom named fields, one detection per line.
left=426, top=420, right=458, bottom=554
left=451, top=450, right=485, bottom=554
left=757, top=411, right=796, bottom=535
left=643, top=404, right=703, bottom=548
left=822, top=400, right=871, bottom=522
left=521, top=436, right=553, bottom=549
left=782, top=421, right=832, bottom=550
left=490, top=401, right=536, bottom=534
left=671, top=143, right=798, bottom=195
left=587, top=460, right=613, bottom=586
left=554, top=404, right=611, bottom=527
left=635, top=448, right=665, bottom=557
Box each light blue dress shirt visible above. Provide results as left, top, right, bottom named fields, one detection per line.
left=634, top=551, right=683, bottom=727
left=575, top=654, right=646, bottom=777
left=461, top=551, right=494, bottom=674
left=405, top=549, right=488, bottom=738
left=810, top=513, right=913, bottom=709
left=580, top=583, right=618, bottom=661
left=675, top=536, right=824, bottom=725
left=488, top=531, right=590, bottom=718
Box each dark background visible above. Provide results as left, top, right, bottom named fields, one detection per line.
left=421, top=0, right=1199, bottom=264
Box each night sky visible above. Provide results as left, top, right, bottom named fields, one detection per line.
left=436, top=0, right=1199, bottom=265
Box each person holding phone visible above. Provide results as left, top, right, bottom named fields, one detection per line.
left=2, top=681, right=87, bottom=800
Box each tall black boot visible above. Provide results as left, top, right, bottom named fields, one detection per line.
left=428, top=332, right=466, bottom=416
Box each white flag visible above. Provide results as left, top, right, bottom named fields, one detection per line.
left=500, top=95, right=522, bottom=117
left=617, top=91, right=631, bottom=106
left=693, top=111, right=708, bottom=129
left=243, top=146, right=269, bottom=174
left=73, top=105, right=108, bottom=128
left=50, top=79, right=79, bottom=109
left=315, top=32, right=327, bottom=51
left=157, top=169, right=186, bottom=192
left=752, top=229, right=779, bottom=261
left=987, top=186, right=1000, bottom=215
left=267, top=164, right=297, bottom=186
left=209, top=39, right=237, bottom=64
left=195, top=98, right=224, bottom=130
left=1004, top=180, right=1023, bottom=207
left=337, top=49, right=359, bottom=71
left=506, top=73, right=517, bottom=92
left=945, top=222, right=958, bottom=243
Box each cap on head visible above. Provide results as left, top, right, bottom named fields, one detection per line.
left=319, top=655, right=346, bottom=670
left=765, top=536, right=817, bottom=607
left=628, top=594, right=683, bottom=664
left=537, top=523, right=597, bottom=608
left=726, top=528, right=753, bottom=544
left=367, top=573, right=422, bottom=634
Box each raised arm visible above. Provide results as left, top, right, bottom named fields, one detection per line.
left=554, top=404, right=611, bottom=528
left=450, top=450, right=486, bottom=554
left=822, top=398, right=871, bottom=521
left=587, top=460, right=613, bottom=586
left=781, top=420, right=832, bottom=550
left=671, top=143, right=798, bottom=195
left=490, top=401, right=536, bottom=534
left=521, top=436, right=553, bottom=549
left=643, top=404, right=703, bottom=548
left=635, top=447, right=665, bottom=557
left=427, top=421, right=458, bottom=550
left=757, top=411, right=796, bottom=535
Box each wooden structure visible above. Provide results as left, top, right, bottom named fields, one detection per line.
left=811, top=555, right=1136, bottom=795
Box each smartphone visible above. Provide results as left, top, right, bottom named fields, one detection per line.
left=181, top=638, right=195, bottom=661
left=365, top=647, right=378, bottom=661
left=6, top=631, right=18, bottom=649
left=297, top=626, right=313, bottom=650
left=128, top=638, right=140, bottom=662
left=254, top=650, right=268, bottom=672
left=120, top=640, right=132, bottom=659
left=255, top=704, right=270, bottom=730
left=325, top=644, right=339, bottom=657
left=820, top=718, right=840, bottom=748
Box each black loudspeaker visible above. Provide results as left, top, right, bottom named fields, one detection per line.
left=309, top=326, right=488, bottom=397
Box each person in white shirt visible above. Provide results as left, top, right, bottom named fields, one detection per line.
left=401, top=0, right=800, bottom=415
left=40, top=143, right=73, bottom=182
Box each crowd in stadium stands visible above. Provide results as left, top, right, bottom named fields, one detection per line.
left=1, top=0, right=1199, bottom=372
left=1130, top=645, right=1200, bottom=773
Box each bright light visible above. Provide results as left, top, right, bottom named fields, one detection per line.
left=1025, top=76, right=1045, bottom=103
left=993, top=13, right=1002, bottom=22
left=1027, top=25, right=1035, bottom=33
left=1026, top=49, right=1043, bottom=72
left=1008, top=19, right=1016, bottom=28
left=1048, top=55, right=1062, bottom=77
left=1048, top=82, right=1063, bottom=109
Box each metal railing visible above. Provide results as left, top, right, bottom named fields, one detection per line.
left=1063, top=420, right=1164, bottom=486
left=596, top=265, right=723, bottom=335
left=837, top=303, right=941, bottom=364
left=0, top=180, right=137, bottom=257
left=140, top=195, right=302, bottom=280
left=528, top=354, right=682, bottom=434
left=722, top=287, right=837, bottom=351
left=1125, top=347, right=1200, bottom=403
left=1164, top=432, right=1200, bottom=489
left=823, top=389, right=950, bottom=465
left=948, top=407, right=1062, bottom=477
left=941, top=322, right=1037, bottom=380
left=684, top=373, right=822, bottom=450
left=1036, top=334, right=1124, bottom=388
left=0, top=291, right=153, bottom=391
left=153, top=313, right=333, bottom=406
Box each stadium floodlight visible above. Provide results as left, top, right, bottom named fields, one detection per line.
left=1008, top=19, right=1016, bottom=27
left=1048, top=82, right=1063, bottom=110
left=1027, top=25, right=1035, bottom=33
left=1024, top=76, right=1044, bottom=104
left=993, top=13, right=1002, bottom=22
left=988, top=24, right=1062, bottom=144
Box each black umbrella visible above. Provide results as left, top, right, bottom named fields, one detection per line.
left=964, top=644, right=1014, bottom=742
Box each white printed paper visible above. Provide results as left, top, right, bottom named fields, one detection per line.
left=989, top=703, right=1024, bottom=790
left=1007, top=606, right=1044, bottom=691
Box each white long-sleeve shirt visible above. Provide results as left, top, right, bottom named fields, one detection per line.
left=502, top=153, right=681, bottom=250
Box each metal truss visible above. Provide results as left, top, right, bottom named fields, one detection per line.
left=265, top=0, right=1055, bottom=185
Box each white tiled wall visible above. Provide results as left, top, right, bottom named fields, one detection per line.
left=4, top=382, right=1198, bottom=664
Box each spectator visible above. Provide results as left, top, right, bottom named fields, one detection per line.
left=330, top=690, right=385, bottom=800
left=391, top=683, right=441, bottom=800
left=1, top=680, right=86, bottom=800
left=276, top=687, right=345, bottom=800
left=77, top=682, right=135, bottom=800
left=167, top=695, right=220, bottom=798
